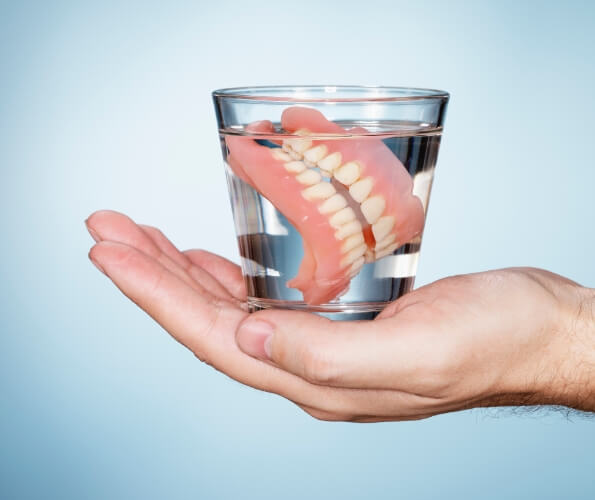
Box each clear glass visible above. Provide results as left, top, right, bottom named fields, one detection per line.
left=213, top=86, right=449, bottom=320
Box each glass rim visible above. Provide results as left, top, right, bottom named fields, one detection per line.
left=212, top=85, right=449, bottom=103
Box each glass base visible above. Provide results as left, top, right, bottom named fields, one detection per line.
left=247, top=297, right=386, bottom=320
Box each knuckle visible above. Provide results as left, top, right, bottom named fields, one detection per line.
left=152, top=227, right=166, bottom=240
left=300, top=342, right=339, bottom=385
left=108, top=243, right=138, bottom=267
left=142, top=225, right=163, bottom=238
left=301, top=406, right=345, bottom=422
left=188, top=300, right=223, bottom=364
left=145, top=267, right=168, bottom=299
left=193, top=351, right=214, bottom=368
left=417, top=341, right=460, bottom=397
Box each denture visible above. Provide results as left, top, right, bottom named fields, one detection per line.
left=225, top=106, right=425, bottom=305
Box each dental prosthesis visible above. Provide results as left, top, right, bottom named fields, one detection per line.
left=226, top=106, right=425, bottom=305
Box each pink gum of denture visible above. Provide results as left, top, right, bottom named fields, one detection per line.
left=227, top=120, right=352, bottom=304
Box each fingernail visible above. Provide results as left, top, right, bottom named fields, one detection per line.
left=88, top=252, right=106, bottom=275
left=85, top=221, right=101, bottom=243
left=236, top=319, right=274, bottom=360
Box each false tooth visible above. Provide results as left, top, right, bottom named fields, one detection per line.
left=360, top=195, right=386, bottom=224
left=375, top=233, right=397, bottom=251
left=371, top=216, right=395, bottom=242
left=375, top=243, right=398, bottom=260
left=329, top=207, right=356, bottom=228
left=271, top=149, right=292, bottom=162
left=285, top=137, right=313, bottom=154
left=284, top=161, right=306, bottom=174
left=349, top=177, right=374, bottom=202
left=340, top=244, right=367, bottom=268
left=288, top=150, right=303, bottom=160
left=318, top=152, right=342, bottom=173
left=318, top=193, right=348, bottom=214
left=334, top=161, right=361, bottom=186
left=303, top=145, right=328, bottom=166
left=348, top=256, right=365, bottom=277
left=302, top=182, right=336, bottom=201
left=335, top=220, right=362, bottom=240
left=341, top=232, right=365, bottom=252
left=296, top=169, right=322, bottom=185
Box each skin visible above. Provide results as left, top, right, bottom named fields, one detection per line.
left=86, top=210, right=595, bottom=421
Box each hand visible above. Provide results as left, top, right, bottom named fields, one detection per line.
left=86, top=210, right=595, bottom=421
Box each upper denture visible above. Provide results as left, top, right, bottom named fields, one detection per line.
left=280, top=107, right=425, bottom=263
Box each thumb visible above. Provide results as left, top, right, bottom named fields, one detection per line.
left=235, top=310, right=414, bottom=389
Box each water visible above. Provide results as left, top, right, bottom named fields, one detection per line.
left=220, top=121, right=442, bottom=320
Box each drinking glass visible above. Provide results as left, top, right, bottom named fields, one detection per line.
left=212, top=85, right=449, bottom=320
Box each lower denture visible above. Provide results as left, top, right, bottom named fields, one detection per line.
left=225, top=107, right=425, bottom=305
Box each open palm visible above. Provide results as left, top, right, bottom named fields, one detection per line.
left=87, top=210, right=592, bottom=420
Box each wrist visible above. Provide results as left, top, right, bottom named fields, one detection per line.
left=545, top=284, right=595, bottom=411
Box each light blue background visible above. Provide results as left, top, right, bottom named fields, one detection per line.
left=1, top=1, right=594, bottom=499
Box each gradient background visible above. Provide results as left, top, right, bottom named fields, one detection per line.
left=2, top=1, right=594, bottom=498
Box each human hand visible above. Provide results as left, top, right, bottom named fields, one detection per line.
left=87, top=210, right=595, bottom=421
